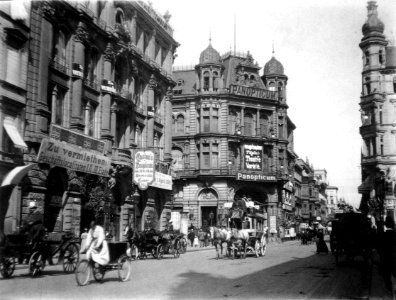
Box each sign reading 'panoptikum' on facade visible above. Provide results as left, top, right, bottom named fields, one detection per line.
left=229, top=84, right=278, bottom=100
left=236, top=172, right=277, bottom=182
left=37, top=138, right=111, bottom=177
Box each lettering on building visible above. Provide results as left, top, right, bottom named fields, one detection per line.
left=229, top=84, right=278, bottom=100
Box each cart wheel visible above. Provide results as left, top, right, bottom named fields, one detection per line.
left=0, top=257, right=16, bottom=278
left=118, top=255, right=131, bottom=282
left=75, top=259, right=91, bottom=286
left=63, top=243, right=79, bottom=273
left=157, top=245, right=164, bottom=260
left=93, top=262, right=105, bottom=281
left=254, top=241, right=260, bottom=258
left=29, top=251, right=45, bottom=277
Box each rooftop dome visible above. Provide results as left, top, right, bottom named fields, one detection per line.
left=199, top=42, right=221, bottom=64
left=362, top=1, right=384, bottom=36
left=263, top=56, right=284, bottom=76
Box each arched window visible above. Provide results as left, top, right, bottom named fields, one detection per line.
left=54, top=31, right=66, bottom=63
left=213, top=71, right=219, bottom=91
left=365, top=77, right=371, bottom=95
left=244, top=113, right=253, bottom=136
left=250, top=75, right=255, bottom=85
left=116, top=10, right=124, bottom=24
left=268, top=82, right=275, bottom=91
left=260, top=113, right=268, bottom=136
left=176, top=115, right=184, bottom=133
left=203, top=71, right=210, bottom=91
left=365, top=51, right=370, bottom=65
left=228, top=110, right=237, bottom=134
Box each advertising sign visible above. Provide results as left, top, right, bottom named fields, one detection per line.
left=236, top=172, right=276, bottom=182
left=133, top=150, right=155, bottom=190
left=150, top=171, right=172, bottom=190
left=37, top=138, right=111, bottom=177
left=229, top=84, right=278, bottom=100
left=244, top=144, right=262, bottom=170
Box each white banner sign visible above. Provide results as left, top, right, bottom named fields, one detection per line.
left=133, top=151, right=155, bottom=190
left=150, top=171, right=172, bottom=190
left=37, top=138, right=110, bottom=177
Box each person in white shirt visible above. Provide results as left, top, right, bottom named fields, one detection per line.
left=83, top=219, right=110, bottom=266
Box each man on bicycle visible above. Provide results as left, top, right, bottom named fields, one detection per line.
left=82, top=219, right=110, bottom=267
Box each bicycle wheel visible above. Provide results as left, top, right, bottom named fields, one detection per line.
left=29, top=251, right=45, bottom=277
left=75, top=259, right=91, bottom=286
left=63, top=243, right=79, bottom=273
left=117, top=255, right=131, bottom=282
left=0, top=257, right=16, bottom=278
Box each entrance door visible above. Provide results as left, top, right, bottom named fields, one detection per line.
left=201, top=206, right=217, bottom=228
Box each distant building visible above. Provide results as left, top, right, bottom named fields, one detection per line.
left=326, top=186, right=339, bottom=215
left=358, top=1, right=396, bottom=220
left=171, top=44, right=296, bottom=234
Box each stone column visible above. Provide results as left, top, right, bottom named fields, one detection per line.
left=50, top=86, right=58, bottom=123
left=101, top=44, right=114, bottom=154
left=147, top=75, right=157, bottom=148
left=241, top=107, right=245, bottom=134
left=209, top=71, right=213, bottom=92
left=201, top=70, right=204, bottom=91
left=110, top=103, right=117, bottom=147
left=70, top=23, right=87, bottom=132
left=164, top=87, right=173, bottom=162
left=149, top=29, right=156, bottom=59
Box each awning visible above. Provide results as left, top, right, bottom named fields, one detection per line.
left=3, top=118, right=27, bottom=150
left=358, top=175, right=373, bottom=193
left=1, top=163, right=35, bottom=187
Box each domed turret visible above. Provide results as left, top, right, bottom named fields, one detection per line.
left=263, top=56, right=284, bottom=76
left=199, top=42, right=221, bottom=64
left=362, top=1, right=384, bottom=37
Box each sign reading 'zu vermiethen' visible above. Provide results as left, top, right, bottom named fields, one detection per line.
left=37, top=138, right=111, bottom=177
left=133, top=150, right=155, bottom=190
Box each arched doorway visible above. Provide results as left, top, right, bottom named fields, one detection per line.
left=45, top=167, right=68, bottom=232
left=198, top=188, right=218, bottom=228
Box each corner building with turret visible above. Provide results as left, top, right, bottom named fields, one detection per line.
left=170, top=44, right=297, bottom=235
left=358, top=1, right=396, bottom=220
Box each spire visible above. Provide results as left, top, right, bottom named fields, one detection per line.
left=272, top=40, right=275, bottom=56
left=209, top=32, right=212, bottom=45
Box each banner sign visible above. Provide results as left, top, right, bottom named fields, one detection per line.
left=37, top=138, right=110, bottom=177
left=229, top=84, right=278, bottom=100
left=150, top=171, right=172, bottom=190
left=244, top=144, right=262, bottom=170
left=236, top=172, right=277, bottom=182
left=50, top=124, right=105, bottom=154
left=133, top=150, right=155, bottom=190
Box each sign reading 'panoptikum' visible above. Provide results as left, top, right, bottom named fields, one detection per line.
left=236, top=172, right=277, bottom=182
left=37, top=138, right=111, bottom=177
left=229, top=84, right=278, bottom=100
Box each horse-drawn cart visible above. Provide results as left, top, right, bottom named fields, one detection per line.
left=245, top=229, right=266, bottom=257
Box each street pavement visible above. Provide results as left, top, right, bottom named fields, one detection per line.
left=1, top=239, right=394, bottom=300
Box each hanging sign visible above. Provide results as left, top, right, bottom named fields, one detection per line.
left=133, top=150, right=155, bottom=190
left=244, top=144, right=262, bottom=170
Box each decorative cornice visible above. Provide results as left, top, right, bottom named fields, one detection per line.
left=148, top=74, right=158, bottom=90
left=73, top=25, right=89, bottom=44
left=41, top=1, right=56, bottom=20
left=104, top=44, right=115, bottom=62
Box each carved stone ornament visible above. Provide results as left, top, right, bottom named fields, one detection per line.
left=104, top=45, right=115, bottom=62
left=148, top=74, right=158, bottom=89
left=165, top=86, right=173, bottom=101
left=73, top=26, right=89, bottom=44
left=41, top=2, right=56, bottom=19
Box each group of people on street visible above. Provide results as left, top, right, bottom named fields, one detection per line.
left=187, top=226, right=211, bottom=248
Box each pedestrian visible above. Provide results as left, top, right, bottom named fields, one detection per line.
left=187, top=229, right=195, bottom=247
left=82, top=218, right=110, bottom=267
left=379, top=216, right=396, bottom=291
left=80, top=228, right=89, bottom=252
left=316, top=229, right=329, bottom=254
left=193, top=235, right=199, bottom=247
left=198, top=229, right=205, bottom=247
left=204, top=230, right=210, bottom=247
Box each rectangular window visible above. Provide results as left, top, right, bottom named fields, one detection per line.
left=203, top=153, right=210, bottom=168
left=212, top=143, right=218, bottom=168
left=203, top=116, right=210, bottom=132
left=211, top=108, right=218, bottom=132
left=6, top=48, right=20, bottom=86
left=55, top=90, right=64, bottom=125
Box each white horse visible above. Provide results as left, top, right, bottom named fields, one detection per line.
left=229, top=228, right=250, bottom=259
left=211, top=227, right=231, bottom=259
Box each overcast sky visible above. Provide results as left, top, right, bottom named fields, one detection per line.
left=151, top=0, right=396, bottom=208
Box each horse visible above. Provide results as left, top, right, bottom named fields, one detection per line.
left=211, top=227, right=231, bottom=259
left=229, top=228, right=250, bottom=259
left=124, top=226, right=144, bottom=259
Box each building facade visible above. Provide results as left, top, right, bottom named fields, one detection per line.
left=0, top=0, right=178, bottom=239
left=326, top=186, right=339, bottom=215
left=170, top=43, right=296, bottom=235
left=358, top=1, right=396, bottom=221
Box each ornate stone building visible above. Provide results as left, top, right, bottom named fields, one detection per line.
left=1, top=1, right=178, bottom=238
left=170, top=43, right=297, bottom=234
left=358, top=1, right=396, bottom=221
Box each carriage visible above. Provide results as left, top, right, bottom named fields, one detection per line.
left=0, top=231, right=80, bottom=278
left=75, top=241, right=131, bottom=286
left=330, top=211, right=373, bottom=265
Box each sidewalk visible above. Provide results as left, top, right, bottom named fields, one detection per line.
left=369, top=251, right=395, bottom=300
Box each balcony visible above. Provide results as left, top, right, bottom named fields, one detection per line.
left=360, top=91, right=385, bottom=104
left=49, top=57, right=69, bottom=75
left=83, top=78, right=99, bottom=91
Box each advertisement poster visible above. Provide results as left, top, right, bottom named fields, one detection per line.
left=133, top=150, right=155, bottom=190
left=37, top=138, right=111, bottom=177
left=244, top=144, right=263, bottom=170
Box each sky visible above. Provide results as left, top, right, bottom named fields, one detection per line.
left=150, top=0, right=396, bottom=208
